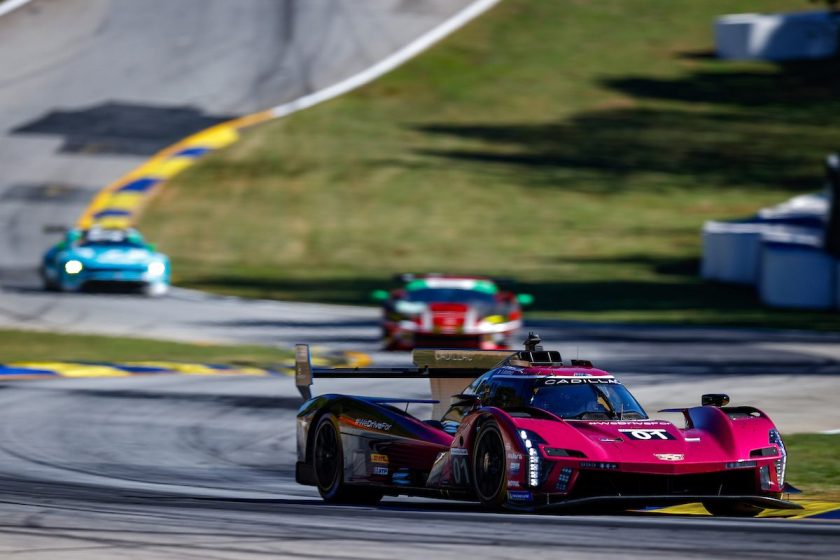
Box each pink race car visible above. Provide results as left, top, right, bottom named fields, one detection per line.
left=294, top=334, right=801, bottom=516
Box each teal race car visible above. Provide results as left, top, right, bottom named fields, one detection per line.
left=40, top=228, right=170, bottom=296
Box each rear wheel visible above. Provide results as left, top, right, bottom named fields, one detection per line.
left=312, top=414, right=383, bottom=505
left=472, top=421, right=508, bottom=508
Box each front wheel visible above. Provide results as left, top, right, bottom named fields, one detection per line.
left=142, top=282, right=168, bottom=297
left=311, top=414, right=383, bottom=505
left=471, top=421, right=508, bottom=508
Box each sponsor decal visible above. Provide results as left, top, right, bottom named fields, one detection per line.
left=355, top=418, right=392, bottom=431
left=373, top=466, right=389, bottom=476
left=618, top=428, right=675, bottom=440
left=450, top=448, right=469, bottom=456
left=507, top=490, right=532, bottom=502
left=507, top=480, right=521, bottom=488
left=654, top=453, right=684, bottom=461
left=541, top=378, right=618, bottom=385
left=370, top=454, right=389, bottom=464
left=506, top=452, right=523, bottom=461
left=452, top=456, right=469, bottom=485
left=509, top=462, right=521, bottom=474
left=588, top=421, right=671, bottom=426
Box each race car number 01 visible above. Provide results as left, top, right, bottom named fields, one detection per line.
left=618, top=428, right=674, bottom=440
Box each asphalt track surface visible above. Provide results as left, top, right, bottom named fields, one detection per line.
left=0, top=1, right=839, bottom=558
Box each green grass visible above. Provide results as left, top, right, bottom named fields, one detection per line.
left=785, top=434, right=840, bottom=500
left=0, top=329, right=290, bottom=366
left=141, top=0, right=840, bottom=330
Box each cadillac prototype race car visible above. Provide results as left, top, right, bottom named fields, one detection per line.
left=41, top=227, right=170, bottom=296
left=370, top=274, right=534, bottom=350
left=294, top=335, right=801, bottom=515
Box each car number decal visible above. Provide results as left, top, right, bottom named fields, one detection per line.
left=618, top=428, right=675, bottom=440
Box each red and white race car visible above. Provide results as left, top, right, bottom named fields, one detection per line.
left=371, top=274, right=533, bottom=350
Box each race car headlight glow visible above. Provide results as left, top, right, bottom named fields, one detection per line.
left=147, top=261, right=166, bottom=276
left=769, top=429, right=786, bottom=485
left=518, top=430, right=542, bottom=488
left=394, top=301, right=426, bottom=315
left=64, top=260, right=83, bottom=274
left=555, top=467, right=574, bottom=492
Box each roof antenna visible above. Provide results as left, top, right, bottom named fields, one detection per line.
left=524, top=332, right=543, bottom=351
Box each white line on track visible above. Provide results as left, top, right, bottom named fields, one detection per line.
left=267, top=0, right=501, bottom=119
left=0, top=0, right=32, bottom=18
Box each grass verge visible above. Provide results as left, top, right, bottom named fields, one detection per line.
left=141, top=0, right=840, bottom=330
left=0, top=329, right=290, bottom=366
left=786, top=434, right=840, bottom=500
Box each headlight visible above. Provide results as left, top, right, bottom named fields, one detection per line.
left=147, top=261, right=166, bottom=276
left=64, top=260, right=83, bottom=274
left=769, top=429, right=786, bottom=485
left=518, top=430, right=542, bottom=488
left=394, top=301, right=426, bottom=315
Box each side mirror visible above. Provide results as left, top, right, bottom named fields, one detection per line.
left=517, top=293, right=534, bottom=306
left=702, top=393, right=730, bottom=407
left=370, top=289, right=390, bottom=302
left=450, top=393, right=481, bottom=409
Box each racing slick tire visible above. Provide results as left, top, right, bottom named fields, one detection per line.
left=471, top=421, right=508, bottom=509
left=312, top=414, right=383, bottom=505
left=702, top=500, right=766, bottom=517
left=39, top=267, right=59, bottom=291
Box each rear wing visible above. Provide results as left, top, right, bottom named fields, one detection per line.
left=295, top=344, right=513, bottom=413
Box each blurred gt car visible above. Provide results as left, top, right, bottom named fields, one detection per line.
left=293, top=335, right=801, bottom=515
left=41, top=227, right=170, bottom=296
left=371, top=274, right=533, bottom=350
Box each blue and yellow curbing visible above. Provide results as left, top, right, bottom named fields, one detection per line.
left=0, top=360, right=281, bottom=379
left=77, top=111, right=274, bottom=230
left=0, top=348, right=370, bottom=380
left=647, top=500, right=840, bottom=520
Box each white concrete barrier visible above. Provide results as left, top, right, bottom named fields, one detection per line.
left=759, top=232, right=835, bottom=309
left=701, top=217, right=825, bottom=285
left=715, top=11, right=840, bottom=61
left=701, top=221, right=764, bottom=284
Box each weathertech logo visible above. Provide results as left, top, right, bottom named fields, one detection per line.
left=654, top=453, right=684, bottom=461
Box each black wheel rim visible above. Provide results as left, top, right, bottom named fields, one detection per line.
left=314, top=421, right=340, bottom=490
left=475, top=428, right=505, bottom=500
